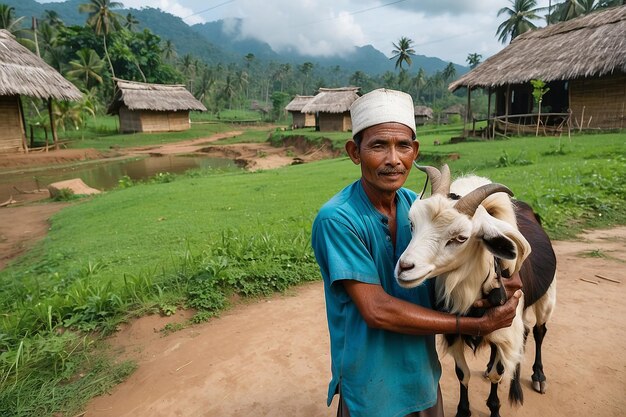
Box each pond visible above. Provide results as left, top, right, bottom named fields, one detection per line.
left=0, top=155, right=239, bottom=202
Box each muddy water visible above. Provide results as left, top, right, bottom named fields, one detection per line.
left=0, top=155, right=238, bottom=202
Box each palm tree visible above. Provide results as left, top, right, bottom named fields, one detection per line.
left=298, top=61, right=314, bottom=94
left=496, top=0, right=543, bottom=44
left=195, top=67, right=215, bottom=102
left=0, top=5, right=24, bottom=32
left=442, top=62, right=457, bottom=84
left=42, top=10, right=64, bottom=27
left=66, top=48, right=105, bottom=90
left=413, top=68, right=427, bottom=103
left=124, top=13, right=139, bottom=31
left=162, top=39, right=177, bottom=62
left=466, top=53, right=482, bottom=69
left=390, top=36, right=415, bottom=70
left=79, top=0, right=123, bottom=77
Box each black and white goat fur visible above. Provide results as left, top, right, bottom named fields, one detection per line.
left=395, top=165, right=557, bottom=417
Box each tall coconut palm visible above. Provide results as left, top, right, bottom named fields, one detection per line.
left=66, top=48, right=105, bottom=90
left=124, top=13, right=139, bottom=31
left=442, top=62, right=457, bottom=84
left=496, top=0, right=543, bottom=44
left=162, top=39, right=177, bottom=62
left=413, top=68, right=427, bottom=103
left=0, top=5, right=24, bottom=33
left=390, top=36, right=415, bottom=70
left=466, top=52, right=482, bottom=69
left=42, top=10, right=64, bottom=27
left=79, top=0, right=123, bottom=77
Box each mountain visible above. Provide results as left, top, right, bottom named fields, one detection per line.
left=8, top=1, right=468, bottom=76
left=191, top=19, right=468, bottom=76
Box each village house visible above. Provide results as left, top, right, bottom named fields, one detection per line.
left=285, top=95, right=315, bottom=129
left=301, top=87, right=361, bottom=132
left=0, top=29, right=82, bottom=153
left=449, top=5, right=626, bottom=133
left=414, top=105, right=434, bottom=126
left=107, top=79, right=206, bottom=133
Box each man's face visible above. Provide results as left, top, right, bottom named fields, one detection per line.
left=346, top=122, right=419, bottom=195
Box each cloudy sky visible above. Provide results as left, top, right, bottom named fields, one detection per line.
left=38, top=0, right=554, bottom=65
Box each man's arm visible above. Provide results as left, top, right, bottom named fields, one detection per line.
left=343, top=280, right=522, bottom=336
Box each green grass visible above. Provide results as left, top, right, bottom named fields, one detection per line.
left=0, top=127, right=624, bottom=416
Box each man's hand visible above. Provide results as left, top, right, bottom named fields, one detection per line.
left=479, top=289, right=523, bottom=334
left=473, top=271, right=523, bottom=308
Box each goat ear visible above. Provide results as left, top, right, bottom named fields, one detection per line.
left=473, top=206, right=531, bottom=273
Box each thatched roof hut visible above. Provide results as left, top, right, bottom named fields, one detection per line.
left=301, top=87, right=361, bottom=132
left=285, top=95, right=315, bottom=128
left=0, top=29, right=82, bottom=153
left=414, top=106, right=433, bottom=126
left=449, top=5, right=626, bottom=131
left=108, top=78, right=206, bottom=133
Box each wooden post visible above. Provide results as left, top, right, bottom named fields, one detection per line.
left=17, top=96, right=28, bottom=153
left=504, top=85, right=511, bottom=136
left=30, top=125, right=34, bottom=148
left=466, top=86, right=472, bottom=137
left=47, top=98, right=58, bottom=150
left=486, top=87, right=492, bottom=139
left=44, top=126, right=49, bottom=152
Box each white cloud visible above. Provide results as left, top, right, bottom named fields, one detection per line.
left=123, top=0, right=206, bottom=25
left=223, top=0, right=367, bottom=56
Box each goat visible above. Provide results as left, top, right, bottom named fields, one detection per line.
left=395, top=165, right=557, bottom=417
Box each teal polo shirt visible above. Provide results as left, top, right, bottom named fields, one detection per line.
left=312, top=180, right=441, bottom=417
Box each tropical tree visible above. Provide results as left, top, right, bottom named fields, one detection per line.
left=42, top=10, right=64, bottom=27
left=195, top=67, right=215, bottom=103
left=79, top=0, right=123, bottom=77
left=412, top=68, right=427, bottom=103
left=66, top=48, right=105, bottom=89
left=0, top=5, right=24, bottom=33
left=442, top=62, right=457, bottom=84
left=390, top=36, right=415, bottom=70
left=298, top=61, right=314, bottom=94
left=466, top=52, right=482, bottom=69
left=124, top=13, right=139, bottom=31
left=162, top=39, right=177, bottom=62
left=496, top=0, right=543, bottom=44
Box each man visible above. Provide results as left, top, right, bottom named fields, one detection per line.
left=311, top=88, right=522, bottom=417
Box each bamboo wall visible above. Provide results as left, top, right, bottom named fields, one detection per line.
left=119, top=106, right=143, bottom=133
left=290, top=112, right=315, bottom=128
left=0, top=96, right=24, bottom=153
left=319, top=112, right=351, bottom=132
left=570, top=72, right=626, bottom=129
left=118, top=107, right=190, bottom=133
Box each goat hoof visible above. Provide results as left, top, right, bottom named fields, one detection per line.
left=532, top=380, right=547, bottom=394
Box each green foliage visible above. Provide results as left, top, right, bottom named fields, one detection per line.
left=51, top=188, right=79, bottom=201
left=530, top=79, right=550, bottom=104
left=495, top=150, right=533, bottom=167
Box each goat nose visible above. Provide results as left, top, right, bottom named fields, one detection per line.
left=399, top=260, right=414, bottom=272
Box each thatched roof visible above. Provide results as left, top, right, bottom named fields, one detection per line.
left=107, top=78, right=207, bottom=114
left=414, top=105, right=433, bottom=118
left=449, top=5, right=626, bottom=91
left=301, top=87, right=361, bottom=114
left=443, top=104, right=465, bottom=115
left=285, top=95, right=314, bottom=112
left=0, top=29, right=82, bottom=101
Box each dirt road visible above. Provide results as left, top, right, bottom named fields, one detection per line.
left=84, top=227, right=626, bottom=417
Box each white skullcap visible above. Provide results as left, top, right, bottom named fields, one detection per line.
left=350, top=88, right=416, bottom=138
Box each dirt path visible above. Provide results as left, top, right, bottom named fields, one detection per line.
left=83, top=227, right=626, bottom=417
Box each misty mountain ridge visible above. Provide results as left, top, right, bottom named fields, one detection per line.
left=11, top=0, right=468, bottom=76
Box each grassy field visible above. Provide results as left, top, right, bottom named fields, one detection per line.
left=0, top=126, right=624, bottom=416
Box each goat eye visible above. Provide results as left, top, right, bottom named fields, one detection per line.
left=446, top=235, right=468, bottom=246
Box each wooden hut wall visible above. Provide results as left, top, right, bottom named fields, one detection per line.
left=291, top=112, right=315, bottom=128
left=119, top=105, right=143, bottom=133
left=140, top=110, right=190, bottom=132
left=290, top=111, right=306, bottom=128
left=319, top=112, right=351, bottom=131
left=569, top=72, right=626, bottom=129
left=0, top=96, right=24, bottom=153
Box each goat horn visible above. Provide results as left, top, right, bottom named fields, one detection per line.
left=416, top=164, right=451, bottom=196
left=454, top=183, right=514, bottom=217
